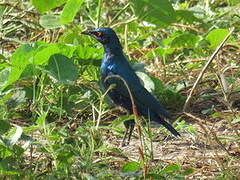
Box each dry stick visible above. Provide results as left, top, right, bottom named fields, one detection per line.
left=216, top=74, right=240, bottom=137
left=183, top=27, right=235, bottom=112
left=104, top=75, right=138, bottom=117
left=104, top=75, right=143, bottom=147
left=104, top=75, right=148, bottom=179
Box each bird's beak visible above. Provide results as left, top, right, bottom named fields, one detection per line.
left=81, top=30, right=92, bottom=35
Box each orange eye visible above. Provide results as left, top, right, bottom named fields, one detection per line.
left=95, top=31, right=103, bottom=37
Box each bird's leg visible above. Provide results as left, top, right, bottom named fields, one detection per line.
left=121, top=120, right=135, bottom=147
left=121, top=127, right=129, bottom=147
left=126, top=122, right=135, bottom=145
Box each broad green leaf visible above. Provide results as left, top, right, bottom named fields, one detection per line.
left=147, top=173, right=165, bottom=179
left=9, top=126, right=23, bottom=146
left=33, top=44, right=61, bottom=65
left=111, top=115, right=135, bottom=127
left=136, top=71, right=155, bottom=93
left=0, top=67, right=10, bottom=87
left=144, top=47, right=174, bottom=59
left=60, top=0, right=84, bottom=24
left=0, top=54, right=6, bottom=60
left=206, top=29, right=229, bottom=49
left=176, top=10, right=203, bottom=24
left=44, top=54, right=78, bottom=85
left=151, top=76, right=164, bottom=90
left=76, top=45, right=103, bottom=60
left=0, top=144, right=13, bottom=158
left=40, top=15, right=61, bottom=29
left=121, top=161, right=140, bottom=172
left=131, top=62, right=146, bottom=72
left=229, top=0, right=240, bottom=5
left=59, top=32, right=82, bottom=44
left=20, top=64, right=41, bottom=78
left=6, top=90, right=26, bottom=109
left=130, top=0, right=176, bottom=27
left=31, top=0, right=67, bottom=14
left=0, top=158, right=23, bottom=175
left=33, top=43, right=76, bottom=65
left=160, top=164, right=181, bottom=173
left=171, top=33, right=200, bottom=48
left=4, top=44, right=35, bottom=89
left=186, top=62, right=202, bottom=70
left=211, top=112, right=221, bottom=118
left=0, top=120, right=11, bottom=135
left=156, top=47, right=174, bottom=56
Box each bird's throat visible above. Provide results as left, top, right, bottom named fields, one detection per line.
left=103, top=43, right=123, bottom=56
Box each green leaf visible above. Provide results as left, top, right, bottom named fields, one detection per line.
left=176, top=10, right=203, bottom=24
left=36, top=112, right=47, bottom=127
left=31, top=0, right=67, bottom=14
left=160, top=164, right=181, bottom=173
left=0, top=120, right=11, bottom=135
left=40, top=15, right=62, bottom=29
left=229, top=0, right=240, bottom=5
left=44, top=54, right=78, bottom=85
left=33, top=43, right=76, bottom=65
left=9, top=126, right=23, bottom=146
left=147, top=173, right=165, bottom=179
left=0, top=67, right=10, bottom=87
left=4, top=44, right=36, bottom=89
left=136, top=72, right=155, bottom=93
left=121, top=161, right=140, bottom=172
left=0, top=158, right=23, bottom=175
left=0, top=54, right=6, bottom=60
left=76, top=45, right=103, bottom=60
left=232, top=118, right=240, bottom=124
left=82, top=65, right=100, bottom=81
left=1, top=43, right=72, bottom=89
left=59, top=32, right=82, bottom=44
left=182, top=167, right=194, bottom=175
left=111, top=115, right=135, bottom=127
left=206, top=29, right=229, bottom=49
left=171, top=33, right=200, bottom=48
left=6, top=90, right=26, bottom=109
left=130, top=0, right=176, bottom=27
left=151, top=76, right=164, bottom=90
left=60, top=0, right=84, bottom=24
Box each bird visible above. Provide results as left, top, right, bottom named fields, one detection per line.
left=81, top=27, right=180, bottom=146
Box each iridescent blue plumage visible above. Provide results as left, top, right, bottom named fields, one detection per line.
left=82, top=27, right=180, bottom=145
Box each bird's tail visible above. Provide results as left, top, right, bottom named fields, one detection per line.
left=159, top=118, right=180, bottom=136
left=140, top=107, right=180, bottom=136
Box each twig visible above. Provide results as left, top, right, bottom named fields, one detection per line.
left=104, top=75, right=138, bottom=116
left=183, top=27, right=235, bottom=112
left=172, top=23, right=203, bottom=34
left=108, top=3, right=130, bottom=26
left=104, top=75, right=149, bottom=178
left=183, top=112, right=209, bottom=135
left=111, top=17, right=137, bottom=28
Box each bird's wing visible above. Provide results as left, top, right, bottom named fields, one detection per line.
left=105, top=59, right=171, bottom=119
left=132, top=87, right=171, bottom=119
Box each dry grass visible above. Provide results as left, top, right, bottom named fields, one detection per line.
left=1, top=2, right=240, bottom=178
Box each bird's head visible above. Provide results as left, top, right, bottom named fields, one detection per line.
left=81, top=27, right=121, bottom=47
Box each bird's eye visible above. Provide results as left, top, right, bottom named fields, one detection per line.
left=95, top=31, right=104, bottom=37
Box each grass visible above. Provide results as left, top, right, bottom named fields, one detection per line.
left=0, top=0, right=240, bottom=179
